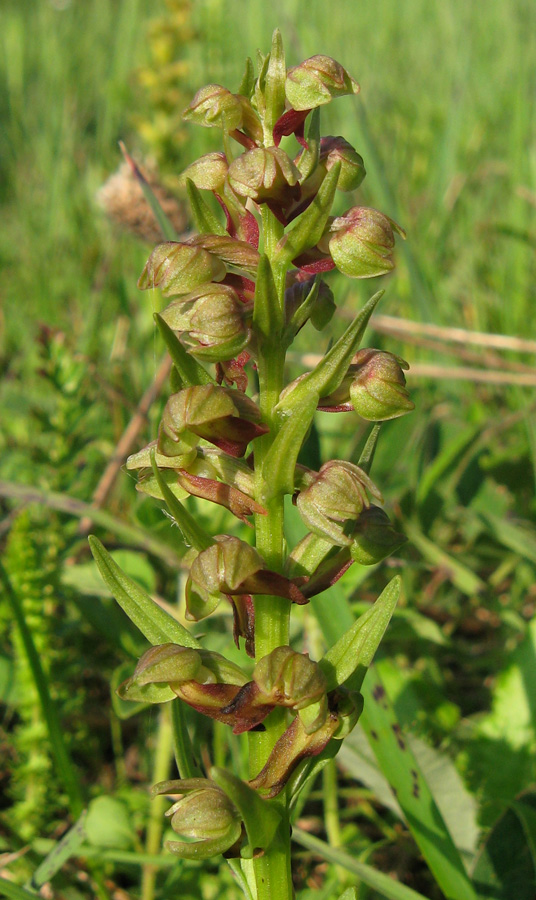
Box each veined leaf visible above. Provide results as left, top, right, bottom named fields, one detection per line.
left=320, top=575, right=400, bottom=692
left=253, top=254, right=284, bottom=345
left=276, top=291, right=383, bottom=414
left=89, top=536, right=201, bottom=648
left=262, top=393, right=319, bottom=497
left=30, top=814, right=86, bottom=887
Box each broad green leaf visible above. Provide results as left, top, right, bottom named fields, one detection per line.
left=472, top=791, right=536, bottom=900
left=275, top=163, right=340, bottom=265
left=85, top=796, right=135, bottom=850
left=120, top=142, right=179, bottom=241
left=30, top=813, right=86, bottom=887
left=89, top=536, right=201, bottom=648
left=185, top=178, right=227, bottom=236
left=151, top=451, right=214, bottom=552
left=210, top=767, right=282, bottom=859
left=276, top=291, right=383, bottom=414
left=262, top=393, right=319, bottom=496
left=313, top=582, right=477, bottom=900
left=320, top=576, right=400, bottom=692
left=478, top=615, right=536, bottom=748
left=292, top=828, right=429, bottom=900
left=154, top=313, right=216, bottom=387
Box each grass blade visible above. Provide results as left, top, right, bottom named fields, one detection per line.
left=292, top=828, right=429, bottom=900
left=0, top=562, right=84, bottom=817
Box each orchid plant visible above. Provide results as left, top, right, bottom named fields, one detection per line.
left=90, top=31, right=413, bottom=900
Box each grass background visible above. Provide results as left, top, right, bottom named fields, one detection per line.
left=1, top=1, right=535, bottom=898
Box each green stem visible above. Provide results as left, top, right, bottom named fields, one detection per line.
left=141, top=707, right=173, bottom=900
left=248, top=206, right=294, bottom=900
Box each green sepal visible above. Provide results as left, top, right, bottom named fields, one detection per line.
left=120, top=142, right=179, bottom=241
left=155, top=313, right=216, bottom=387
left=288, top=740, right=341, bottom=808
left=166, top=826, right=243, bottom=861
left=264, top=29, right=286, bottom=135
left=185, top=178, right=227, bottom=236
left=150, top=451, right=214, bottom=552
left=237, top=56, right=256, bottom=99
left=262, top=393, right=319, bottom=497
left=320, top=575, right=400, bottom=692
left=210, top=767, right=282, bottom=859
left=253, top=254, right=284, bottom=348
left=358, top=423, right=382, bottom=475
left=275, top=162, right=340, bottom=265
left=276, top=290, right=383, bottom=415
left=297, top=108, right=321, bottom=181
left=89, top=536, right=201, bottom=648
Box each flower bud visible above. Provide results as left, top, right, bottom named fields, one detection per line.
left=253, top=646, right=327, bottom=712
left=296, top=461, right=383, bottom=546
left=178, top=152, right=229, bottom=192
left=285, top=55, right=360, bottom=111
left=160, top=283, right=252, bottom=361
left=328, top=207, right=405, bottom=279
left=348, top=348, right=415, bottom=420
left=227, top=147, right=300, bottom=206
left=186, top=535, right=307, bottom=622
left=319, top=136, right=366, bottom=192
left=350, top=505, right=407, bottom=565
left=161, top=384, right=268, bottom=458
left=183, top=84, right=244, bottom=131
left=138, top=241, right=226, bottom=296
left=153, top=779, right=243, bottom=859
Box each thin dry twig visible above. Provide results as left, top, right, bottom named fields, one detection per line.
left=370, top=314, right=536, bottom=355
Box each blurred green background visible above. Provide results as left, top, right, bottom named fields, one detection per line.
left=1, top=0, right=535, bottom=897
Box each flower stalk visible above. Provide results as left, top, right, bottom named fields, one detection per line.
left=92, top=29, right=413, bottom=900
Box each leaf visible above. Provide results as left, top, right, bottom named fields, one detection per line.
left=276, top=290, right=383, bottom=414
left=185, top=178, right=227, bottom=236
left=264, top=29, right=286, bottom=133
left=275, top=163, right=340, bottom=265
left=292, top=828, right=429, bottom=900
left=0, top=561, right=84, bottom=818
left=262, top=393, right=319, bottom=497
left=402, top=519, right=485, bottom=596
left=477, top=509, right=536, bottom=565
left=253, top=254, right=284, bottom=345
left=237, top=56, right=256, bottom=98
left=151, top=451, right=214, bottom=552
left=320, top=576, right=400, bottom=692
left=210, top=767, right=282, bottom=859
left=30, top=813, right=87, bottom=888
left=89, top=536, right=201, bottom=648
left=85, top=796, right=136, bottom=850
left=472, top=791, right=536, bottom=900
left=0, top=879, right=39, bottom=900
left=312, top=582, right=477, bottom=900
left=154, top=313, right=216, bottom=388
left=358, top=423, right=382, bottom=475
